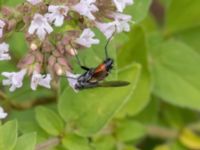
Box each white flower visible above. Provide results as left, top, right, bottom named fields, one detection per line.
left=112, top=0, right=134, bottom=12
left=66, top=71, right=80, bottom=92
left=95, top=13, right=132, bottom=38
left=0, top=42, right=11, bottom=61
left=45, top=5, right=69, bottom=27
left=0, top=19, right=5, bottom=38
left=28, top=13, right=53, bottom=41
left=72, top=0, right=98, bottom=20
left=0, top=107, right=7, bottom=119
left=27, top=0, right=42, bottom=5
left=75, top=28, right=99, bottom=48
left=95, top=21, right=116, bottom=39
left=112, top=12, right=132, bottom=33
left=2, top=69, right=27, bottom=92
left=31, top=71, right=52, bottom=90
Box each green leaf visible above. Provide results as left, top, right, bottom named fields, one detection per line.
left=170, top=141, right=187, bottom=150
left=123, top=145, right=138, bottom=150
left=133, top=96, right=159, bottom=125
left=7, top=32, right=28, bottom=59
left=126, top=0, right=152, bottom=23
left=154, top=141, right=187, bottom=150
left=9, top=109, right=49, bottom=143
left=14, top=133, right=36, bottom=150
left=94, top=136, right=116, bottom=150
left=0, top=120, right=18, bottom=150
left=151, top=39, right=200, bottom=110
left=115, top=120, right=146, bottom=142
left=166, top=0, right=200, bottom=34
left=62, top=134, right=91, bottom=150
left=35, top=106, right=65, bottom=136
left=161, top=104, right=199, bottom=129
left=159, top=0, right=172, bottom=8
left=174, top=27, right=200, bottom=53
left=154, top=144, right=170, bottom=150
left=58, top=63, right=141, bottom=136
left=117, top=26, right=151, bottom=117
left=4, top=0, right=24, bottom=6
left=179, top=128, right=200, bottom=150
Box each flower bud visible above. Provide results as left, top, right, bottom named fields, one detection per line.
left=30, top=42, right=38, bottom=51
left=68, top=48, right=77, bottom=56
left=48, top=56, right=56, bottom=66
left=54, top=63, right=63, bottom=75
left=58, top=57, right=68, bottom=66
left=1, top=6, right=13, bottom=17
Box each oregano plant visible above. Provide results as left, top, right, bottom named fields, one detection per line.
left=1, top=0, right=200, bottom=150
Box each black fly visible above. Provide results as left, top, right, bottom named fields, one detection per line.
left=66, top=32, right=130, bottom=90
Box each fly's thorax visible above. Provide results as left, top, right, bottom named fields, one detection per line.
left=104, top=58, right=114, bottom=71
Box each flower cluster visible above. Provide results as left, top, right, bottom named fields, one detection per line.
left=0, top=0, right=133, bottom=92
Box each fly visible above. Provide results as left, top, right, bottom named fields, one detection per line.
left=66, top=31, right=130, bottom=90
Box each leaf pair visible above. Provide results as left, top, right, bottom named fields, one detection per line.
left=0, top=120, right=36, bottom=150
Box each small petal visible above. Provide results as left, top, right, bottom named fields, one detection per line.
left=111, top=12, right=132, bottom=33
left=0, top=29, right=3, bottom=38
left=0, top=107, right=7, bottom=119
left=2, top=69, right=27, bottom=92
left=75, top=28, right=99, bottom=47
left=95, top=13, right=132, bottom=38
left=27, top=0, right=42, bottom=5
left=0, top=20, right=5, bottom=28
left=31, top=71, right=52, bottom=90
left=54, top=16, right=64, bottom=27
left=66, top=71, right=80, bottom=92
left=45, top=5, right=69, bottom=27
left=72, top=0, right=98, bottom=20
left=0, top=42, right=11, bottom=61
left=38, top=74, right=52, bottom=89
left=0, top=19, right=6, bottom=38
left=95, top=21, right=116, bottom=39
left=112, top=0, right=134, bottom=12
left=36, top=27, right=46, bottom=41
left=28, top=13, right=53, bottom=41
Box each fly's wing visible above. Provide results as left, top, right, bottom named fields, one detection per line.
left=79, top=81, right=130, bottom=90
left=97, top=81, right=130, bottom=87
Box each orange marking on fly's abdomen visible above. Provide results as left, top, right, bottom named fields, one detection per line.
left=95, top=64, right=106, bottom=73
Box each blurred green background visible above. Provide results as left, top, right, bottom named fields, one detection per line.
left=1, top=0, right=200, bottom=150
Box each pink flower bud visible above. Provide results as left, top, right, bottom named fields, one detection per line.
left=57, top=57, right=68, bottom=66
left=34, top=51, right=43, bottom=63
left=48, top=56, right=56, bottom=66
left=30, top=42, right=38, bottom=51
left=53, top=50, right=61, bottom=57
left=54, top=63, right=63, bottom=75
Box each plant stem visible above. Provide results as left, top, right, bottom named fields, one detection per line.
left=0, top=90, right=56, bottom=111
left=9, top=96, right=57, bottom=111
left=35, top=137, right=61, bottom=150
left=0, top=90, right=7, bottom=100
left=150, top=0, right=165, bottom=25
left=147, top=125, right=179, bottom=139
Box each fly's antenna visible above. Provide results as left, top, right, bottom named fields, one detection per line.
left=104, top=25, right=117, bottom=59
